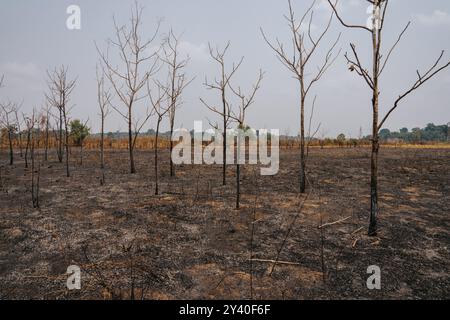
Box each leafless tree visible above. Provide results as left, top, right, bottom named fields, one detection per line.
left=97, top=2, right=160, bottom=174
left=228, top=70, right=264, bottom=209
left=46, top=65, right=77, bottom=177
left=160, top=30, right=194, bottom=177
left=261, top=0, right=340, bottom=193
left=148, top=82, right=169, bottom=195
left=200, top=42, right=244, bottom=186
left=0, top=101, right=19, bottom=166
left=96, top=66, right=112, bottom=185
left=327, top=0, right=450, bottom=235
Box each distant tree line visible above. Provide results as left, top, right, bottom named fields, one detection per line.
left=378, top=123, right=449, bottom=143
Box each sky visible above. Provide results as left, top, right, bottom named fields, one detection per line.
left=1, top=0, right=450, bottom=137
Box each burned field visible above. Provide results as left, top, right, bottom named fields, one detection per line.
left=0, top=147, right=449, bottom=300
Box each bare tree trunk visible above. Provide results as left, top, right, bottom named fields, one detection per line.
left=235, top=130, right=242, bottom=209
left=25, top=128, right=30, bottom=169
left=222, top=87, right=227, bottom=186
left=100, top=117, right=105, bottom=170
left=155, top=119, right=161, bottom=195
left=8, top=130, right=13, bottom=165
left=31, top=129, right=35, bottom=204
left=300, top=94, right=306, bottom=194
left=369, top=137, right=379, bottom=236
left=35, top=163, right=40, bottom=208
left=368, top=4, right=381, bottom=235
left=369, top=40, right=380, bottom=235
left=58, top=108, right=63, bottom=163
left=236, top=163, right=240, bottom=209
left=169, top=132, right=174, bottom=177
left=100, top=116, right=105, bottom=184
left=169, top=73, right=176, bottom=178
left=63, top=98, right=70, bottom=178
left=128, top=104, right=136, bottom=174
left=169, top=65, right=176, bottom=179
left=44, top=118, right=49, bottom=161
left=15, top=112, right=23, bottom=158
left=31, top=128, right=40, bottom=208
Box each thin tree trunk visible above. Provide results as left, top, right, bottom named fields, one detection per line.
left=236, top=130, right=241, bottom=209
left=169, top=131, right=174, bottom=177
left=58, top=108, right=63, bottom=163
left=169, top=68, right=176, bottom=178
left=369, top=87, right=380, bottom=236
left=155, top=119, right=161, bottom=196
left=236, top=163, right=240, bottom=209
left=25, top=130, right=30, bottom=168
left=31, top=129, right=39, bottom=208
left=44, top=118, right=49, bottom=161
left=63, top=104, right=70, bottom=178
left=299, top=89, right=306, bottom=194
left=31, top=132, right=35, bottom=205
left=128, top=105, right=136, bottom=174
left=369, top=13, right=380, bottom=236
left=8, top=130, right=13, bottom=165
left=222, top=87, right=227, bottom=186
left=100, top=116, right=105, bottom=170
left=36, top=163, right=40, bottom=208
left=100, top=115, right=105, bottom=185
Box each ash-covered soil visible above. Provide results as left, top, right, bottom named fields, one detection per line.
left=0, top=147, right=449, bottom=299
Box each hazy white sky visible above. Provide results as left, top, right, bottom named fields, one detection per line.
left=1, top=0, right=450, bottom=137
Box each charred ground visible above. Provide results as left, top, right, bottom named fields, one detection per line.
left=0, top=147, right=449, bottom=299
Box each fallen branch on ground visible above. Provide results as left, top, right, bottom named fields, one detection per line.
left=251, top=259, right=301, bottom=266
left=318, top=216, right=351, bottom=229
